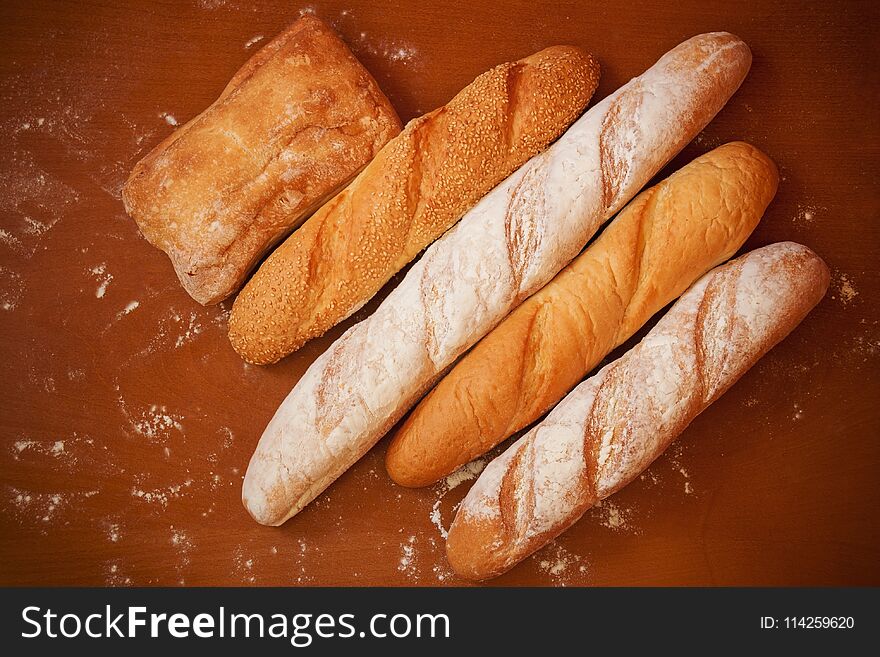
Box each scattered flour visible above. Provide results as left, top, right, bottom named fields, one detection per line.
left=666, top=444, right=697, bottom=495
left=352, top=31, right=419, bottom=67
left=0, top=228, right=23, bottom=250
left=244, top=35, right=265, bottom=49
left=291, top=541, right=315, bottom=585
left=218, top=426, right=235, bottom=449
left=639, top=469, right=661, bottom=486
left=398, top=535, right=417, bottom=578
left=794, top=204, right=823, bottom=226
left=679, top=467, right=694, bottom=495
left=0, top=151, right=80, bottom=258
left=535, top=543, right=588, bottom=585
left=429, top=502, right=447, bottom=539
left=387, top=44, right=418, bottom=63
left=116, top=305, right=210, bottom=356
left=432, top=561, right=454, bottom=583
left=591, top=499, right=633, bottom=531
left=105, top=559, right=132, bottom=586
left=160, top=112, right=178, bottom=126
left=13, top=439, right=36, bottom=453
left=114, top=300, right=140, bottom=320
left=0, top=266, right=23, bottom=310
left=232, top=545, right=257, bottom=584
left=22, top=216, right=50, bottom=237
left=114, top=383, right=186, bottom=442
left=89, top=263, right=113, bottom=298
left=849, top=332, right=880, bottom=362
left=132, top=405, right=184, bottom=440
left=10, top=434, right=95, bottom=470
left=1, top=40, right=159, bottom=205
left=211, top=303, right=231, bottom=326
left=174, top=311, right=204, bottom=348
left=6, top=487, right=98, bottom=527
left=831, top=272, right=859, bottom=306
left=131, top=479, right=194, bottom=508
left=170, top=526, right=194, bottom=574
left=428, top=458, right=488, bottom=539
left=693, top=131, right=722, bottom=149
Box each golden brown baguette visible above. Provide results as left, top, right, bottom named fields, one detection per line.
left=241, top=33, right=752, bottom=527
left=227, top=46, right=601, bottom=363
left=446, top=242, right=830, bottom=580
left=385, top=141, right=779, bottom=487
left=122, top=17, right=401, bottom=305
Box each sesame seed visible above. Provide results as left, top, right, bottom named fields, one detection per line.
left=229, top=46, right=599, bottom=364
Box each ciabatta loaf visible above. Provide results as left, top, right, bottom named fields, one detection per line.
left=229, top=45, right=601, bottom=363
left=242, top=33, right=752, bottom=526
left=386, top=142, right=778, bottom=487
left=123, top=17, right=401, bottom=305
left=446, top=242, right=830, bottom=580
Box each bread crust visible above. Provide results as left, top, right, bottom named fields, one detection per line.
left=227, top=45, right=601, bottom=363
left=241, top=33, right=752, bottom=527
left=446, top=242, right=830, bottom=580
left=386, top=142, right=779, bottom=487
left=122, top=17, right=401, bottom=305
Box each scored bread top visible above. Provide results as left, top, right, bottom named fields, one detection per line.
left=446, top=242, right=830, bottom=580
left=122, top=17, right=401, bottom=305
left=228, top=45, right=601, bottom=363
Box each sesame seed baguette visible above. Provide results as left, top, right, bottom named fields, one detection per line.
left=385, top=141, right=778, bottom=487
left=242, top=33, right=752, bottom=526
left=447, top=243, right=830, bottom=581
left=123, top=17, right=401, bottom=305
left=228, top=46, right=601, bottom=363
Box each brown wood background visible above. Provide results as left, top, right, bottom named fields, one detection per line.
left=1, top=0, right=878, bottom=587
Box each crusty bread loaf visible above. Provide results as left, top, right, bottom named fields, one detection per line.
left=227, top=46, right=601, bottom=364
left=242, top=33, right=752, bottom=526
left=122, top=17, right=401, bottom=305
left=386, top=142, right=778, bottom=487
left=446, top=243, right=830, bottom=581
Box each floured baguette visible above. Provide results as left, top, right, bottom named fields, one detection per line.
left=386, top=141, right=778, bottom=487
left=228, top=45, right=601, bottom=363
left=446, top=242, right=830, bottom=580
left=123, top=17, right=401, bottom=305
left=242, top=33, right=752, bottom=526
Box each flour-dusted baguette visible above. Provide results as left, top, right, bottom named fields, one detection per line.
left=228, top=46, right=600, bottom=363
left=386, top=142, right=778, bottom=487
left=446, top=243, right=830, bottom=580
left=123, top=17, right=401, bottom=305
left=242, top=33, right=752, bottom=526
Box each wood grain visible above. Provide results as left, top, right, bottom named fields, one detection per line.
left=1, top=0, right=878, bottom=586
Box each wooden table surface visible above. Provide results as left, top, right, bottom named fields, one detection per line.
left=1, top=0, right=878, bottom=587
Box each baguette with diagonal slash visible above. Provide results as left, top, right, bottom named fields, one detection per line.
left=446, top=242, right=830, bottom=580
